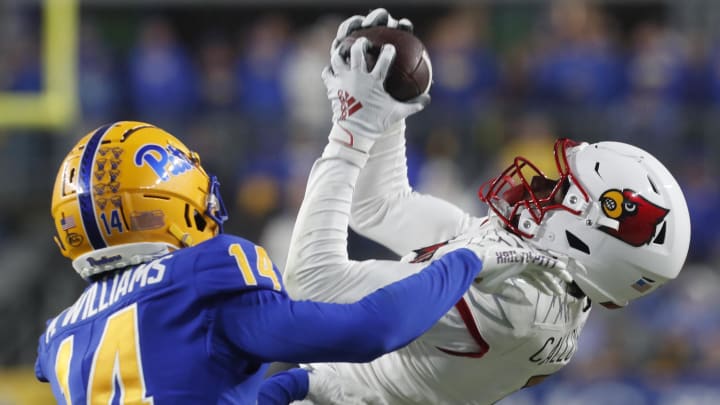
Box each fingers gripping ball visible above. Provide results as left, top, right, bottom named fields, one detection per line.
left=341, top=26, right=432, bottom=101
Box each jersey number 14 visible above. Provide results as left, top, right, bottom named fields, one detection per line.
left=54, top=304, right=153, bottom=404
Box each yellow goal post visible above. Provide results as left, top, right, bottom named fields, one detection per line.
left=0, top=0, right=78, bottom=129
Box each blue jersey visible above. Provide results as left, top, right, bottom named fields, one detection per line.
left=35, top=235, right=482, bottom=404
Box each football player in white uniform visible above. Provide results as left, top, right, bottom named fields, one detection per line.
left=259, top=9, right=691, bottom=405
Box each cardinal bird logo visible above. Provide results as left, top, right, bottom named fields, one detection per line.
left=598, top=189, right=669, bottom=246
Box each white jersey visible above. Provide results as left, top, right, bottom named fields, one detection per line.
left=284, top=127, right=591, bottom=404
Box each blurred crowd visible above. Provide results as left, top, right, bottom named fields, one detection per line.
left=1, top=1, right=719, bottom=403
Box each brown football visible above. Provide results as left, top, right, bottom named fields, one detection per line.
left=342, top=26, right=432, bottom=101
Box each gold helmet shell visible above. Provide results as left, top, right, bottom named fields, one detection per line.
left=51, top=121, right=228, bottom=279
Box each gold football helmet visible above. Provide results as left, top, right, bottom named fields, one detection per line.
left=51, top=121, right=228, bottom=279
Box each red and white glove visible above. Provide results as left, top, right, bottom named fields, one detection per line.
left=322, top=8, right=427, bottom=154
left=322, top=38, right=429, bottom=153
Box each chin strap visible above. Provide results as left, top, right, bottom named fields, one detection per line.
left=168, top=223, right=194, bottom=247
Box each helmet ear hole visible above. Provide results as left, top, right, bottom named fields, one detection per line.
left=183, top=204, right=192, bottom=227
left=182, top=204, right=208, bottom=231
left=193, top=210, right=207, bottom=232
left=565, top=231, right=590, bottom=255
left=647, top=175, right=659, bottom=194
left=653, top=222, right=667, bottom=245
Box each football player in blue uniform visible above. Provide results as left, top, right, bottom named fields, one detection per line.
left=35, top=121, right=485, bottom=404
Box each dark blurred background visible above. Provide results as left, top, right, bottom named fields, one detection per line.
left=1, top=0, right=719, bottom=404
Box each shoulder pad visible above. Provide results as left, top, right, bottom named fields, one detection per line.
left=192, top=235, right=285, bottom=297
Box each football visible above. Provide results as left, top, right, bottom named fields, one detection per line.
left=343, top=26, right=432, bottom=101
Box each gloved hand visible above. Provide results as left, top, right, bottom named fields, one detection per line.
left=323, top=7, right=428, bottom=153
left=324, top=8, right=420, bottom=151
left=322, top=38, right=429, bottom=153
left=464, top=244, right=573, bottom=296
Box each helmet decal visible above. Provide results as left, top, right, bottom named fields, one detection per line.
left=60, top=215, right=77, bottom=231
left=67, top=233, right=84, bottom=247
left=131, top=210, right=166, bottom=231
left=631, top=276, right=655, bottom=293
left=598, top=189, right=669, bottom=247
left=78, top=123, right=114, bottom=250
left=134, top=144, right=194, bottom=181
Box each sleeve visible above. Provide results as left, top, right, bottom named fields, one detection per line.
left=283, top=135, right=471, bottom=304
left=350, top=121, right=475, bottom=255
left=218, top=248, right=481, bottom=364
left=284, top=142, right=425, bottom=303
left=34, top=338, right=48, bottom=383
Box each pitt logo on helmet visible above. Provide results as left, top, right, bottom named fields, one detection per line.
left=598, top=188, right=669, bottom=247
left=134, top=144, right=194, bottom=181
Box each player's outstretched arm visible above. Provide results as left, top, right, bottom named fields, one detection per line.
left=222, top=248, right=480, bottom=364
left=326, top=9, right=475, bottom=255
left=351, top=127, right=474, bottom=255
left=284, top=34, right=431, bottom=302
left=284, top=139, right=435, bottom=303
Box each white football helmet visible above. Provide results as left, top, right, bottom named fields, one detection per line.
left=480, top=139, right=690, bottom=307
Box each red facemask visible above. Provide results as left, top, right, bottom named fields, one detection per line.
left=479, top=139, right=590, bottom=238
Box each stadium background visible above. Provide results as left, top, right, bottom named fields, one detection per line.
left=1, top=0, right=719, bottom=403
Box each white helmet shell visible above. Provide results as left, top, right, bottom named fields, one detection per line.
left=481, top=140, right=690, bottom=307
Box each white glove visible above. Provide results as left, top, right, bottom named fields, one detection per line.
left=465, top=244, right=573, bottom=296
left=331, top=8, right=414, bottom=52
left=322, top=29, right=429, bottom=153
left=301, top=366, right=388, bottom=405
